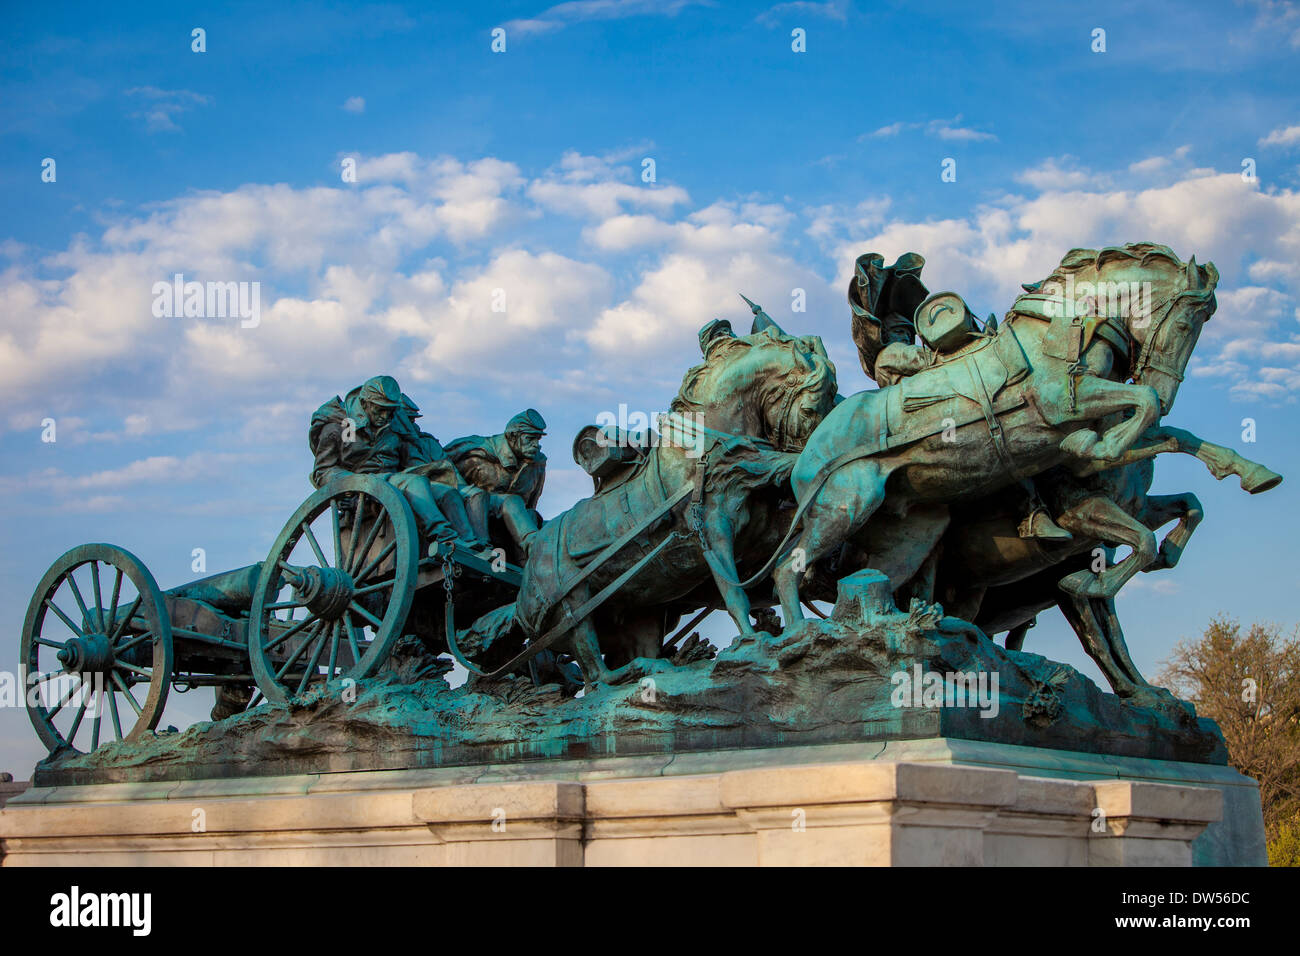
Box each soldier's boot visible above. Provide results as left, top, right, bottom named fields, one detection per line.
left=1018, top=506, right=1073, bottom=542
left=426, top=482, right=493, bottom=555
left=404, top=494, right=459, bottom=548
left=1016, top=478, right=1072, bottom=542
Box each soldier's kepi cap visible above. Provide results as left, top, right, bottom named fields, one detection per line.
left=359, top=375, right=403, bottom=408
left=698, top=318, right=734, bottom=353
left=506, top=408, right=547, bottom=436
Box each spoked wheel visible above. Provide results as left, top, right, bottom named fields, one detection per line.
left=248, top=474, right=418, bottom=704
left=21, top=544, right=173, bottom=755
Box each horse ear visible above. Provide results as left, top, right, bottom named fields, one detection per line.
left=1186, top=255, right=1199, bottom=288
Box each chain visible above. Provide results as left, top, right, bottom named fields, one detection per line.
left=441, top=554, right=458, bottom=601
left=685, top=451, right=712, bottom=550
left=1065, top=358, right=1087, bottom=413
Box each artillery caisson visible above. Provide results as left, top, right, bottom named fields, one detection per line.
left=20, top=473, right=521, bottom=757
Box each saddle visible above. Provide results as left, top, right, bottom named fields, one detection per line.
left=843, top=325, right=1035, bottom=476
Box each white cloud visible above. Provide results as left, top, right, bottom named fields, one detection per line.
left=867, top=122, right=906, bottom=138
left=812, top=148, right=1300, bottom=401
left=342, top=96, right=366, bottom=113
left=1123, top=576, right=1180, bottom=596
left=7, top=142, right=1300, bottom=471
left=529, top=180, right=689, bottom=219
left=928, top=117, right=997, bottom=142
left=1016, top=157, right=1108, bottom=191
left=862, top=116, right=996, bottom=143
left=124, top=86, right=209, bottom=133
left=1260, top=123, right=1300, bottom=147
left=756, top=1, right=849, bottom=26
left=504, top=0, right=711, bottom=37
left=585, top=201, right=834, bottom=358
left=392, top=248, right=614, bottom=381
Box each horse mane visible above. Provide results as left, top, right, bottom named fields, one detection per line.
left=1015, top=241, right=1218, bottom=320
left=670, top=337, right=753, bottom=415
left=670, top=331, right=837, bottom=448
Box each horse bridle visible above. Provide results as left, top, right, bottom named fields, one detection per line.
left=1014, top=281, right=1192, bottom=387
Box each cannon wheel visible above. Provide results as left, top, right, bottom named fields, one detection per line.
left=248, top=474, right=418, bottom=704
left=21, top=544, right=173, bottom=755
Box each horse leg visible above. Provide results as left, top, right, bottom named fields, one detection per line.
left=890, top=504, right=950, bottom=605
left=1056, top=592, right=1145, bottom=698
left=563, top=603, right=675, bottom=691
left=1005, top=619, right=1032, bottom=651
left=1055, top=495, right=1158, bottom=598
left=1150, top=426, right=1282, bottom=492
left=701, top=503, right=760, bottom=639
left=774, top=461, right=887, bottom=628
left=1071, top=424, right=1282, bottom=494
left=562, top=606, right=615, bottom=691
left=1138, top=491, right=1203, bottom=571
left=944, top=585, right=987, bottom=624
left=1091, top=597, right=1151, bottom=691
left=1059, top=378, right=1161, bottom=463
left=1057, top=594, right=1186, bottom=711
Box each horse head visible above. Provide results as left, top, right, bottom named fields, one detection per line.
left=671, top=329, right=838, bottom=450
left=1018, top=242, right=1218, bottom=415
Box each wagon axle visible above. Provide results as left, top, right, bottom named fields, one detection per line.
left=55, top=632, right=117, bottom=674
left=283, top=564, right=355, bottom=621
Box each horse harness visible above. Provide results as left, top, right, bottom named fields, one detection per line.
left=444, top=419, right=726, bottom=680
left=445, top=285, right=1195, bottom=678
left=1011, top=284, right=1188, bottom=412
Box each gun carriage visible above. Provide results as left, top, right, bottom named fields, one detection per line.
left=20, top=473, right=521, bottom=756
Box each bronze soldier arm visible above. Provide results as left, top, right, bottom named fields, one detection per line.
left=310, top=422, right=355, bottom=488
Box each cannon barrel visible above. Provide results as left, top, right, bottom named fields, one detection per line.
left=166, top=563, right=264, bottom=614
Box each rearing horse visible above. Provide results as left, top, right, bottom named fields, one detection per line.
left=772, top=242, right=1219, bottom=628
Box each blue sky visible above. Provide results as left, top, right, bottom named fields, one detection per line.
left=1, top=0, right=1299, bottom=775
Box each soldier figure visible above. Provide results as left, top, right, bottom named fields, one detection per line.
left=309, top=375, right=493, bottom=553
left=445, top=410, right=547, bottom=557
left=849, top=253, right=1071, bottom=542
left=698, top=318, right=736, bottom=357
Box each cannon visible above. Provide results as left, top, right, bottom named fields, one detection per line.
left=19, top=474, right=521, bottom=756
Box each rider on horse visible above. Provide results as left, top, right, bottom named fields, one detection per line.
left=849, top=252, right=1071, bottom=542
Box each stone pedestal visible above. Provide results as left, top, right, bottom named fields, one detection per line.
left=0, top=742, right=1248, bottom=866
left=0, top=779, right=29, bottom=809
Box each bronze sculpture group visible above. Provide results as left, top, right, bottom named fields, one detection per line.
left=19, top=241, right=1283, bottom=763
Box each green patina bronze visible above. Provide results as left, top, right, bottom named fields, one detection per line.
left=19, top=241, right=1284, bottom=784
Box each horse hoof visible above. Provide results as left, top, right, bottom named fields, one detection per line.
left=1122, top=685, right=1194, bottom=721
left=1240, top=465, right=1283, bottom=495
left=778, top=617, right=811, bottom=640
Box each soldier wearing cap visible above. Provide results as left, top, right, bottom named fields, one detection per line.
left=698, top=318, right=736, bottom=357
left=309, top=375, right=492, bottom=552
left=445, top=410, right=547, bottom=556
